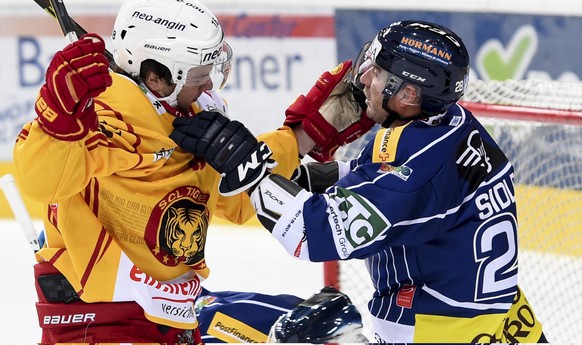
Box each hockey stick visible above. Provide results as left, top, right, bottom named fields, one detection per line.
left=49, top=0, right=78, bottom=43
left=0, top=174, right=40, bottom=252
left=33, top=0, right=118, bottom=69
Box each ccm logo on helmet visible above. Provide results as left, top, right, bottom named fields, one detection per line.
left=401, top=71, right=426, bottom=83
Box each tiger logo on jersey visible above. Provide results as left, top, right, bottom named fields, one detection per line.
left=145, top=186, right=210, bottom=267
left=164, top=206, right=208, bottom=262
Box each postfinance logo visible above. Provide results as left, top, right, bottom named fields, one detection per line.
left=206, top=312, right=267, bottom=343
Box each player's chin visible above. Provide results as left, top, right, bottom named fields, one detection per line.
left=365, top=107, right=385, bottom=124
left=178, top=86, right=203, bottom=106
left=177, top=95, right=201, bottom=112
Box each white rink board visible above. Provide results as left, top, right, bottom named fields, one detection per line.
left=0, top=220, right=323, bottom=345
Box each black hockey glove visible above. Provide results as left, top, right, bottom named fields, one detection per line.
left=170, top=111, right=276, bottom=196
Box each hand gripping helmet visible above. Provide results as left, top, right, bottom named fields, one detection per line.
left=111, top=0, right=232, bottom=89
left=354, top=20, right=470, bottom=116
left=267, top=286, right=368, bottom=343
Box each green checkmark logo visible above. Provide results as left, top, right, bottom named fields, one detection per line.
left=476, top=25, right=538, bottom=80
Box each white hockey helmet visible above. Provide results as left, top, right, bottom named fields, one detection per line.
left=111, top=0, right=232, bottom=89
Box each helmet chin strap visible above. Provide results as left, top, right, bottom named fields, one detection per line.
left=380, top=97, right=409, bottom=128
left=140, top=81, right=194, bottom=117
left=380, top=97, right=426, bottom=128
left=381, top=109, right=402, bottom=128
left=156, top=82, right=184, bottom=108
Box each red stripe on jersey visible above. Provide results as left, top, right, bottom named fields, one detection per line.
left=79, top=226, right=110, bottom=288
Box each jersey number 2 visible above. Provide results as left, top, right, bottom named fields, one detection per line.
left=474, top=212, right=518, bottom=301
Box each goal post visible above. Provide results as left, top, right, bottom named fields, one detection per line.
left=328, top=79, right=582, bottom=343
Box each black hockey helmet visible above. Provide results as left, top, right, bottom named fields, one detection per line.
left=354, top=20, right=470, bottom=116
left=267, top=286, right=367, bottom=343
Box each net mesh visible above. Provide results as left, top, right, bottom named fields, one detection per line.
left=463, top=79, right=582, bottom=111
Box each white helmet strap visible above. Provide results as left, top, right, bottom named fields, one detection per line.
left=156, top=82, right=183, bottom=108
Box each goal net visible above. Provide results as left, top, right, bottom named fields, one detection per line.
left=329, top=79, right=582, bottom=343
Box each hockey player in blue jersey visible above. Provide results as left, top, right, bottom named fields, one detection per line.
left=174, top=20, right=547, bottom=343
left=255, top=20, right=549, bottom=343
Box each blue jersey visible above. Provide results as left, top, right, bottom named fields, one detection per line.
left=195, top=289, right=302, bottom=343
left=271, top=104, right=543, bottom=342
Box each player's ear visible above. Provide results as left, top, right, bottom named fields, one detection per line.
left=397, top=83, right=422, bottom=106
left=143, top=70, right=167, bottom=93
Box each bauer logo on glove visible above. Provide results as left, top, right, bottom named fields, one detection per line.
left=35, top=33, right=112, bottom=141
left=284, top=60, right=375, bottom=162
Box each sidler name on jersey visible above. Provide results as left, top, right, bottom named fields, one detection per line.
left=475, top=173, right=516, bottom=220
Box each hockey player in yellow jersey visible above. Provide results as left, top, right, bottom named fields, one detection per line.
left=13, top=0, right=372, bottom=343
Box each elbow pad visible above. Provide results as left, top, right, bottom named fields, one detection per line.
left=292, top=161, right=339, bottom=193
left=250, top=174, right=305, bottom=232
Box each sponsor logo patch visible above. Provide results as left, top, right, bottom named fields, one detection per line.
left=371, top=125, right=407, bottom=163
left=396, top=284, right=416, bottom=309
left=153, top=148, right=175, bottom=162
left=207, top=312, right=267, bottom=343
left=43, top=313, right=96, bottom=325
left=377, top=163, right=413, bottom=181
left=131, top=10, right=187, bottom=31
left=455, top=127, right=506, bottom=192
left=399, top=35, right=452, bottom=66
left=328, top=188, right=390, bottom=258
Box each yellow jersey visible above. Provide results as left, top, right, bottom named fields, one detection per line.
left=14, top=72, right=300, bottom=329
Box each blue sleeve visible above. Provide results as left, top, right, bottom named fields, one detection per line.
left=302, top=125, right=454, bottom=262
left=196, top=290, right=302, bottom=343
left=274, top=107, right=511, bottom=264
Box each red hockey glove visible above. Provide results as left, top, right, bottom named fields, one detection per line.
left=285, top=60, right=375, bottom=162
left=35, top=33, right=112, bottom=141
